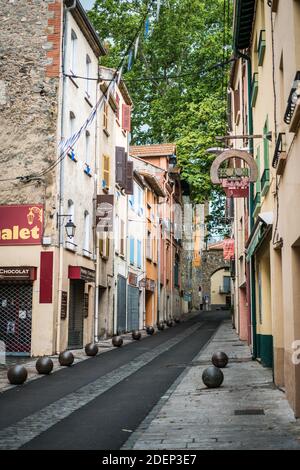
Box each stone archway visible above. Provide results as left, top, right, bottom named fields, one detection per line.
left=200, top=248, right=230, bottom=309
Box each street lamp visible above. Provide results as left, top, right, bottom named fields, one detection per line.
left=57, top=214, right=76, bottom=239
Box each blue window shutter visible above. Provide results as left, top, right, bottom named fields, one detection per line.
left=137, top=240, right=142, bottom=268
left=130, top=237, right=135, bottom=265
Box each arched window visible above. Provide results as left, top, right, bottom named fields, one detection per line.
left=69, top=111, right=76, bottom=139
left=84, top=210, right=90, bottom=253
left=85, top=130, right=90, bottom=165
left=70, top=29, right=77, bottom=74
left=86, top=54, right=91, bottom=95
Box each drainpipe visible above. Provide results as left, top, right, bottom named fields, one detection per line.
left=169, top=175, right=176, bottom=319
left=94, top=74, right=100, bottom=343
left=56, top=3, right=74, bottom=354
left=162, top=173, right=168, bottom=321
left=236, top=49, right=257, bottom=358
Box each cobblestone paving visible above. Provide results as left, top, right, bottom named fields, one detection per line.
left=0, top=322, right=202, bottom=449
left=123, top=321, right=300, bottom=450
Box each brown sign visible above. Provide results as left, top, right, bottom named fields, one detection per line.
left=96, top=195, right=114, bottom=232
left=84, top=292, right=89, bottom=318
left=128, top=272, right=138, bottom=286
left=61, top=291, right=68, bottom=320
left=68, top=266, right=95, bottom=283
left=0, top=267, right=37, bottom=281
left=146, top=278, right=156, bottom=292
left=139, top=278, right=146, bottom=288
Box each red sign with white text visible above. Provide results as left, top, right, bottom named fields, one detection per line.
left=0, top=205, right=44, bottom=246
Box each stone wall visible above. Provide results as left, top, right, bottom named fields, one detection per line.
left=0, top=0, right=62, bottom=236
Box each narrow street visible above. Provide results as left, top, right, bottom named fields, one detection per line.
left=0, top=311, right=225, bottom=450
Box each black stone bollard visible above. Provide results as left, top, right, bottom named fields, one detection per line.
left=7, top=365, right=28, bottom=385
left=58, top=351, right=74, bottom=367
left=202, top=365, right=224, bottom=388
left=36, top=357, right=54, bottom=374
left=112, top=335, right=123, bottom=347
left=167, top=319, right=174, bottom=327
left=132, top=330, right=141, bottom=340
left=211, top=351, right=229, bottom=368
left=85, top=343, right=99, bottom=356
left=157, top=322, right=165, bottom=331
left=146, top=325, right=155, bottom=335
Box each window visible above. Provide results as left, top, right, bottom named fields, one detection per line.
left=129, top=236, right=135, bottom=265
left=115, top=214, right=119, bottom=253
left=137, top=186, right=143, bottom=216
left=86, top=54, right=91, bottom=96
left=116, top=93, right=120, bottom=121
left=120, top=220, right=125, bottom=256
left=83, top=210, right=90, bottom=253
left=103, top=103, right=109, bottom=133
left=99, top=232, right=109, bottom=259
left=67, top=200, right=75, bottom=244
left=85, top=131, right=90, bottom=165
left=174, top=255, right=179, bottom=288
left=70, top=30, right=77, bottom=74
left=102, top=155, right=110, bottom=189
left=153, top=235, right=157, bottom=264
left=223, top=276, right=231, bottom=293
left=137, top=240, right=142, bottom=268
left=68, top=112, right=76, bottom=160
left=146, top=230, right=152, bottom=260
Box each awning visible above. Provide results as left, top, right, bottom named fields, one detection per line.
left=234, top=0, right=256, bottom=51
left=246, top=212, right=273, bottom=261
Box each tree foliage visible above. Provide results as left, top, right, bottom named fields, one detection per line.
left=88, top=0, right=232, bottom=238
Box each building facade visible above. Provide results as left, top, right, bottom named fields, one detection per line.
left=229, top=0, right=300, bottom=416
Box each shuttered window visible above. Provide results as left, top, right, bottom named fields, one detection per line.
left=122, top=104, right=131, bottom=132
left=130, top=236, right=135, bottom=265
left=137, top=240, right=142, bottom=268
left=103, top=155, right=110, bottom=189
left=115, top=146, right=127, bottom=188
left=126, top=161, right=134, bottom=195
left=103, top=103, right=109, bottom=132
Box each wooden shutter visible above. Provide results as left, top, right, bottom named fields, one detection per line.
left=122, top=104, right=131, bottom=132
left=115, top=146, right=127, bottom=188
left=103, top=155, right=110, bottom=188
left=126, top=161, right=134, bottom=195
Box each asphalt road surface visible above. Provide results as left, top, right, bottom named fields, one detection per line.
left=0, top=310, right=229, bottom=450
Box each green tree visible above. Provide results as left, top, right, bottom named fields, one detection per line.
left=89, top=0, right=232, bottom=238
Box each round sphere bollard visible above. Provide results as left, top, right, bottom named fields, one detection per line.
left=167, top=319, right=174, bottom=327
left=211, top=351, right=229, bottom=368
left=146, top=325, right=155, bottom=335
left=202, top=365, right=224, bottom=389
left=36, top=357, right=54, bottom=375
left=132, top=330, right=141, bottom=340
left=112, top=335, right=123, bottom=347
left=174, top=317, right=181, bottom=324
left=157, top=322, right=165, bottom=331
left=85, top=343, right=99, bottom=357
left=7, top=365, right=28, bottom=385
left=58, top=351, right=74, bottom=367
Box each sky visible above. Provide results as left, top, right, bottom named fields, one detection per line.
left=80, top=0, right=95, bottom=10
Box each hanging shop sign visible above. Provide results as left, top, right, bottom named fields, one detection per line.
left=96, top=195, right=114, bottom=233
left=61, top=291, right=68, bottom=320
left=68, top=266, right=95, bottom=283
left=210, top=150, right=258, bottom=198
left=128, top=272, right=138, bottom=286
left=0, top=267, right=37, bottom=281
left=0, top=204, right=43, bottom=245
left=145, top=278, right=156, bottom=292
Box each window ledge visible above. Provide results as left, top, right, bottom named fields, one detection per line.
left=65, top=241, right=77, bottom=252
left=82, top=249, right=93, bottom=259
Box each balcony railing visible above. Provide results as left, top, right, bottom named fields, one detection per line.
left=261, top=168, right=270, bottom=196
left=272, top=132, right=286, bottom=168
left=251, top=72, right=259, bottom=107
left=219, top=286, right=231, bottom=294
left=284, top=71, right=300, bottom=125
left=258, top=30, right=266, bottom=66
